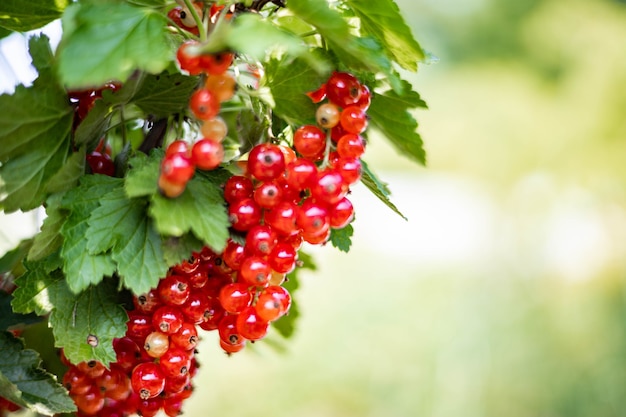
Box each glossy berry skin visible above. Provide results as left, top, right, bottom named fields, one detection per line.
left=336, top=133, right=365, bottom=159
left=171, top=322, right=198, bottom=351
left=306, top=83, right=326, bottom=103
left=268, top=242, right=297, bottom=274
left=340, top=105, right=368, bottom=134
left=199, top=52, right=234, bottom=76
left=133, top=289, right=162, bottom=315
left=157, top=274, right=190, bottom=306
left=189, top=88, right=220, bottom=120
left=316, top=103, right=341, bottom=129
left=329, top=196, right=355, bottom=229
left=165, top=140, right=190, bottom=158
left=219, top=282, right=252, bottom=314
left=228, top=197, right=262, bottom=231
left=126, top=311, right=154, bottom=342
left=114, top=337, right=142, bottom=372
left=296, top=198, right=330, bottom=236
left=355, top=84, right=371, bottom=110
left=152, top=306, right=184, bottom=334
left=284, top=158, right=317, bottom=191
left=223, top=239, right=246, bottom=270
left=218, top=314, right=245, bottom=347
left=87, top=151, right=115, bottom=176
left=245, top=225, right=278, bottom=256
left=223, top=175, right=254, bottom=204
left=236, top=306, right=270, bottom=341
left=255, top=288, right=289, bottom=322
left=176, top=40, right=202, bottom=75
left=200, top=116, right=228, bottom=141
left=293, top=125, right=326, bottom=159
left=131, top=362, right=165, bottom=400
left=253, top=181, right=283, bottom=209
left=326, top=71, right=362, bottom=108
left=247, top=143, right=286, bottom=181
left=143, top=331, right=170, bottom=358
left=181, top=291, right=211, bottom=324
left=161, top=153, right=195, bottom=185
left=334, top=157, right=362, bottom=185
left=264, top=285, right=292, bottom=312
left=74, top=384, right=105, bottom=415
left=264, top=201, right=298, bottom=236
left=160, top=348, right=192, bottom=379
left=205, top=73, right=236, bottom=102
left=197, top=298, right=225, bottom=331
left=191, top=138, right=223, bottom=170
left=239, top=256, right=271, bottom=287
left=62, top=366, right=91, bottom=395
left=311, top=169, right=348, bottom=205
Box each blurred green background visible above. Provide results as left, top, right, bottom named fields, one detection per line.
left=185, top=1, right=626, bottom=416
left=2, top=0, right=626, bottom=416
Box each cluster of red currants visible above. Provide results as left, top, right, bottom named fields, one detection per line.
left=158, top=41, right=237, bottom=198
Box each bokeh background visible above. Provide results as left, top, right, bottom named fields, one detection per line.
left=2, top=0, right=626, bottom=415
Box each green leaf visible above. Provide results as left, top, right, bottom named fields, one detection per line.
left=0, top=331, right=76, bottom=416
left=344, top=0, right=424, bottom=71
left=360, top=160, right=407, bottom=221
left=28, top=195, right=67, bottom=262
left=287, top=0, right=401, bottom=91
left=45, top=148, right=87, bottom=194
left=0, top=240, right=32, bottom=275
left=48, top=279, right=127, bottom=366
left=0, top=292, right=40, bottom=330
left=0, top=0, right=70, bottom=32
left=86, top=187, right=168, bottom=295
left=12, top=257, right=64, bottom=316
left=273, top=251, right=316, bottom=339
left=0, top=35, right=74, bottom=212
left=368, top=83, right=427, bottom=165
left=264, top=54, right=329, bottom=126
left=161, top=234, right=204, bottom=267
left=60, top=176, right=119, bottom=294
left=57, top=3, right=173, bottom=88
left=73, top=98, right=115, bottom=147
left=0, top=27, right=11, bottom=39
left=132, top=72, right=199, bottom=118
left=125, top=150, right=161, bottom=198
left=149, top=175, right=229, bottom=253
left=329, top=223, right=353, bottom=253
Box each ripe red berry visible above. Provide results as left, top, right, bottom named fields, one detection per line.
left=334, top=157, right=362, bottom=185
left=197, top=298, right=225, bottom=331
left=159, top=348, right=192, bottom=379
left=161, top=153, right=195, bottom=185
left=245, top=224, right=278, bottom=256
left=238, top=256, right=271, bottom=287
left=223, top=175, right=253, bottom=204
left=296, top=198, right=330, bottom=236
left=355, top=84, right=371, bottom=110
left=336, top=133, right=365, bottom=159
left=199, top=52, right=234, bottom=76
left=205, top=73, right=236, bottom=102
left=326, top=71, right=362, bottom=107
left=152, top=306, right=184, bottom=335
left=157, top=274, right=190, bottom=306
left=218, top=314, right=245, bottom=347
left=236, top=306, right=269, bottom=341
left=268, top=242, right=297, bottom=274
left=87, top=151, right=115, bottom=176
left=133, top=289, right=162, bottom=315
left=340, top=105, right=368, bottom=134
left=171, top=322, right=199, bottom=351
left=247, top=143, right=286, bottom=181
left=189, top=88, right=220, bottom=120
left=176, top=41, right=202, bottom=75
left=311, top=169, right=348, bottom=205
left=191, top=138, right=224, bottom=170
left=62, top=366, right=91, bottom=395
left=306, top=83, right=326, bottom=103
left=253, top=181, right=283, bottom=209
left=228, top=197, right=262, bottom=231
left=293, top=125, right=326, bottom=159
left=74, top=384, right=105, bottom=415
left=131, top=362, right=165, bottom=400
left=219, top=282, right=252, bottom=314
left=113, top=337, right=142, bottom=372
left=180, top=291, right=211, bottom=324
left=284, top=157, right=317, bottom=191
left=264, top=201, right=298, bottom=236
left=126, top=311, right=154, bottom=342
left=222, top=239, right=246, bottom=270
left=329, top=196, right=355, bottom=229
left=165, top=140, right=190, bottom=158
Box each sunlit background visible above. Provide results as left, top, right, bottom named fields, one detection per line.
left=2, top=0, right=626, bottom=415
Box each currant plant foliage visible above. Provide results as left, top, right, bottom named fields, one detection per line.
left=0, top=0, right=428, bottom=415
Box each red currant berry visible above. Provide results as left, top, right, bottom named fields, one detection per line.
left=355, top=84, right=371, bottom=110
left=152, top=306, right=184, bottom=335
left=236, top=306, right=269, bottom=341
left=326, top=71, right=362, bottom=107
left=228, top=197, right=262, bottom=231
left=296, top=198, right=330, bottom=235
left=157, top=274, right=190, bottom=306
left=161, top=152, right=195, bottom=185
left=255, top=286, right=290, bottom=321
left=284, top=157, right=317, bottom=191
left=133, top=289, right=162, bottom=315
left=340, top=105, right=368, bottom=134
left=306, top=83, right=327, bottom=103
left=219, top=337, right=246, bottom=354
left=311, top=169, right=348, bottom=205
left=253, top=181, right=283, bottom=209
left=165, top=140, right=190, bottom=158
left=189, top=88, right=220, bottom=120
left=218, top=314, right=245, bottom=347
left=164, top=374, right=190, bottom=396
left=171, top=322, right=198, bottom=351
left=131, top=362, right=165, bottom=400
left=334, top=157, right=362, bottom=185
left=136, top=396, right=163, bottom=417
left=247, top=143, right=286, bottom=181
left=336, top=133, right=365, bottom=159
left=238, top=256, right=271, bottom=287
left=197, top=298, right=225, bottom=331
left=205, top=73, right=236, bottom=102
left=113, top=337, right=142, bottom=372
left=268, top=242, right=297, bottom=274
left=329, top=196, right=355, bottom=229
left=87, top=151, right=115, bottom=176
left=74, top=384, right=105, bottom=415
left=191, top=138, right=223, bottom=170
left=160, top=348, right=192, bottom=379
left=245, top=224, right=278, bottom=256
left=264, top=201, right=298, bottom=236
left=176, top=41, right=202, bottom=75
left=180, top=291, right=211, bottom=324
left=63, top=366, right=91, bottom=395
left=223, top=175, right=253, bottom=204
left=200, top=116, right=228, bottom=141
left=219, top=282, right=252, bottom=314
left=158, top=174, right=187, bottom=198
left=223, top=239, right=246, bottom=270
left=199, top=52, right=234, bottom=76
left=293, top=125, right=326, bottom=159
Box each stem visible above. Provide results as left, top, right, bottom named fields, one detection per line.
left=320, top=128, right=333, bottom=169
left=138, top=118, right=169, bottom=154
left=119, top=105, right=127, bottom=147
left=299, top=30, right=319, bottom=38
left=183, top=0, right=207, bottom=42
